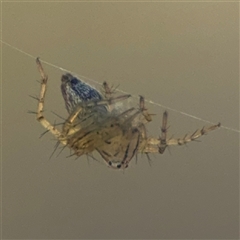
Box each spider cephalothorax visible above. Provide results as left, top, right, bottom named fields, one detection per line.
left=35, top=58, right=220, bottom=169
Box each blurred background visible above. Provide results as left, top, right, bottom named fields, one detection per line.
left=2, top=1, right=239, bottom=239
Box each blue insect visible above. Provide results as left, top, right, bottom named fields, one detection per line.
left=35, top=58, right=220, bottom=169
left=61, top=73, right=105, bottom=114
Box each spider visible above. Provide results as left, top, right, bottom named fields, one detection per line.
left=35, top=58, right=220, bottom=169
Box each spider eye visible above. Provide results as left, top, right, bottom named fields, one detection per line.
left=117, top=164, right=121, bottom=168
left=108, top=161, right=122, bottom=169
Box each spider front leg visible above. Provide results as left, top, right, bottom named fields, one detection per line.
left=36, top=58, right=66, bottom=145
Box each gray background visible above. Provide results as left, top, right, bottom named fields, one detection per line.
left=2, top=1, right=239, bottom=239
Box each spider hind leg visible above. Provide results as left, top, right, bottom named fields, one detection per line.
left=140, top=111, right=220, bottom=155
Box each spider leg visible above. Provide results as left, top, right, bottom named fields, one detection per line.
left=36, top=58, right=67, bottom=145
left=136, top=95, right=157, bottom=138
left=139, top=95, right=155, bottom=123
left=139, top=111, right=220, bottom=154
left=102, top=81, right=114, bottom=99
left=158, top=111, right=168, bottom=153
left=166, top=122, right=221, bottom=147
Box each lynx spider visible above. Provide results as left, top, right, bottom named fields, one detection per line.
left=35, top=58, right=220, bottom=170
